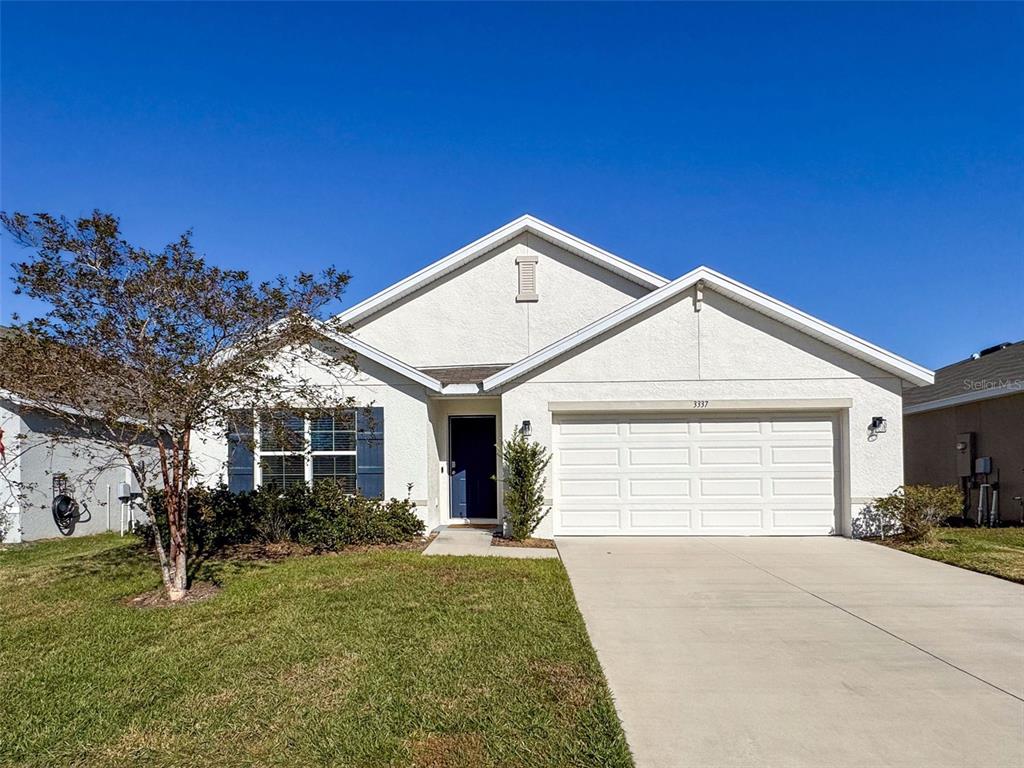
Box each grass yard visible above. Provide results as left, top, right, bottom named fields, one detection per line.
left=0, top=535, right=632, bottom=768
left=880, top=527, right=1024, bottom=584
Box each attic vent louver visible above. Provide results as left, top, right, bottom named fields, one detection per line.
left=516, top=253, right=538, bottom=302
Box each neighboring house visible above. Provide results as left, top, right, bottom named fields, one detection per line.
left=903, top=341, right=1024, bottom=524
left=193, top=215, right=934, bottom=538
left=0, top=393, right=149, bottom=543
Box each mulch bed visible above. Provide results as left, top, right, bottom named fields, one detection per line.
left=491, top=535, right=557, bottom=549
left=217, top=535, right=436, bottom=562
left=124, top=581, right=222, bottom=609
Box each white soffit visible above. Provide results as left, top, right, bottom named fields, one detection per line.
left=335, top=215, right=669, bottom=325
left=482, top=266, right=935, bottom=390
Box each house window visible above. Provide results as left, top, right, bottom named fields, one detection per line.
left=256, top=409, right=358, bottom=492
left=310, top=410, right=358, bottom=493
left=516, top=253, right=538, bottom=302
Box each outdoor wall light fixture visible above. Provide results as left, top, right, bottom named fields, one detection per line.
left=521, top=420, right=532, bottom=437
left=869, top=416, right=887, bottom=435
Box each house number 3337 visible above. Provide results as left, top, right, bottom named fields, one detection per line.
left=692, top=400, right=709, bottom=408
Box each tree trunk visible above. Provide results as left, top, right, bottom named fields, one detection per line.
left=167, top=542, right=188, bottom=601
left=165, top=488, right=188, bottom=602
left=151, top=439, right=189, bottom=602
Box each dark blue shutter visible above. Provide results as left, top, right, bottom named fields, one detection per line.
left=356, top=406, right=384, bottom=498
left=227, top=410, right=254, bottom=493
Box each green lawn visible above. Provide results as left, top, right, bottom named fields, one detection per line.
left=0, top=535, right=632, bottom=768
left=881, top=527, right=1024, bottom=584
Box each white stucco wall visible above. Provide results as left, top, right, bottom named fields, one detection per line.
left=192, top=342, right=434, bottom=526
left=1, top=403, right=22, bottom=543
left=351, top=233, right=651, bottom=367
left=498, top=287, right=905, bottom=538
left=2, top=404, right=154, bottom=542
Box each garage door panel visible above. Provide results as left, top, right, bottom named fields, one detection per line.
left=559, top=447, right=620, bottom=467
left=554, top=412, right=837, bottom=536
left=558, top=421, right=619, bottom=436
left=771, top=509, right=835, bottom=530
left=699, top=477, right=763, bottom=498
left=628, top=508, right=693, bottom=529
left=698, top=445, right=762, bottom=466
left=627, top=419, right=690, bottom=435
left=770, top=445, right=832, bottom=465
left=769, top=417, right=833, bottom=433
left=559, top=508, right=621, bottom=530
left=628, top=478, right=691, bottom=498
left=627, top=447, right=690, bottom=466
left=699, top=508, right=764, bottom=529
left=559, top=478, right=619, bottom=499
left=771, top=477, right=834, bottom=497
left=697, top=419, right=761, bottom=434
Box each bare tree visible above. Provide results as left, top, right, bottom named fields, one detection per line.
left=0, top=211, right=352, bottom=600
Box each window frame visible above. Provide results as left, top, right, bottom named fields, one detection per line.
left=253, top=409, right=358, bottom=490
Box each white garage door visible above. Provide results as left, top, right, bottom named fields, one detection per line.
left=553, top=413, right=838, bottom=536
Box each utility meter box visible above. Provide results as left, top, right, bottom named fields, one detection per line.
left=955, top=432, right=975, bottom=477
left=975, top=456, right=992, bottom=476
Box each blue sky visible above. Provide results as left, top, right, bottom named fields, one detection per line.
left=2, top=2, right=1021, bottom=370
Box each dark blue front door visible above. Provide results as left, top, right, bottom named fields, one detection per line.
left=450, top=416, right=497, bottom=519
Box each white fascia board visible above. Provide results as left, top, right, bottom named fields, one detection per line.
left=697, top=267, right=934, bottom=387
left=335, top=215, right=668, bottom=326
left=904, top=385, right=1022, bottom=415
left=312, top=323, right=443, bottom=392
left=482, top=266, right=934, bottom=391
left=439, top=383, right=482, bottom=395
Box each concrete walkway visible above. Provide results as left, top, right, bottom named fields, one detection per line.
left=558, top=536, right=1024, bottom=768
left=423, top=526, right=559, bottom=559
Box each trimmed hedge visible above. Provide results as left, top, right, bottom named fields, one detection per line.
left=135, top=484, right=424, bottom=554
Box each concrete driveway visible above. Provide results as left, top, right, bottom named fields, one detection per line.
left=557, top=537, right=1024, bottom=768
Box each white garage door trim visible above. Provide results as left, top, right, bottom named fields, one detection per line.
left=553, top=411, right=840, bottom=536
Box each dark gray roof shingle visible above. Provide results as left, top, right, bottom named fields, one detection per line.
left=419, top=364, right=509, bottom=386
left=903, top=341, right=1024, bottom=408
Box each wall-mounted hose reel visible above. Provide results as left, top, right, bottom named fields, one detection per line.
left=51, top=474, right=82, bottom=536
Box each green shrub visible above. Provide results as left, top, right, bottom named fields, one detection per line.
left=500, top=430, right=551, bottom=540
left=136, top=485, right=258, bottom=555
left=867, top=484, right=963, bottom=541
left=290, top=482, right=423, bottom=551
left=134, top=483, right=424, bottom=553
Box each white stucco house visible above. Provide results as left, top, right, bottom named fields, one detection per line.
left=194, top=215, right=934, bottom=539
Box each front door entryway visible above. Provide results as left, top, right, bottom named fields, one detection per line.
left=449, top=415, right=497, bottom=519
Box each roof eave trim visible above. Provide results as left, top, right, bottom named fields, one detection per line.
left=439, top=383, right=482, bottom=395
left=482, top=266, right=934, bottom=391
left=313, top=322, right=443, bottom=392
left=904, top=385, right=1022, bottom=415
left=335, top=215, right=668, bottom=326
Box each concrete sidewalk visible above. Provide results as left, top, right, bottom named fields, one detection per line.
left=559, top=536, right=1024, bottom=768
left=423, top=526, right=559, bottom=559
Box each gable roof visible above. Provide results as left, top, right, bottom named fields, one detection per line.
left=482, top=266, right=934, bottom=391
left=335, top=215, right=669, bottom=326
left=903, top=341, right=1023, bottom=414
